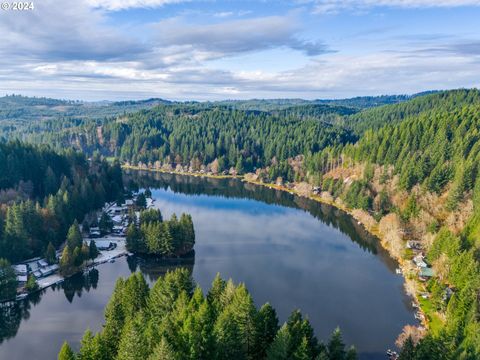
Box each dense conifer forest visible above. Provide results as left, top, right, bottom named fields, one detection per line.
left=0, top=141, right=124, bottom=300
left=59, top=269, right=357, bottom=360
left=126, top=208, right=195, bottom=257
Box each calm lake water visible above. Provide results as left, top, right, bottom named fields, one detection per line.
left=0, top=171, right=415, bottom=359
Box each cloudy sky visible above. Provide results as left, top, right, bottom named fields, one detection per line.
left=0, top=0, right=479, bottom=100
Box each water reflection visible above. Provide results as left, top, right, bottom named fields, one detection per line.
left=0, top=268, right=100, bottom=345
left=126, top=253, right=195, bottom=283
left=126, top=170, right=393, bottom=264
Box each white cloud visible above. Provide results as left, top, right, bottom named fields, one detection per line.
left=311, top=0, right=480, bottom=13
left=0, top=0, right=479, bottom=100
left=0, top=0, right=145, bottom=62
left=86, top=0, right=187, bottom=11
left=153, top=14, right=329, bottom=58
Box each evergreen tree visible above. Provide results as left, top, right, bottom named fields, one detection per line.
left=328, top=328, right=346, bottom=360
left=89, top=240, right=99, bottom=260
left=45, top=242, right=57, bottom=264
left=66, top=220, right=82, bottom=250
left=136, top=193, right=147, bottom=208
left=0, top=258, right=17, bottom=301
left=99, top=212, right=113, bottom=235
left=126, top=223, right=144, bottom=253
left=116, top=315, right=149, bottom=360
left=59, top=246, right=73, bottom=276
left=399, top=337, right=415, bottom=360
left=257, top=303, right=279, bottom=357
left=148, top=337, right=176, bottom=360
left=58, top=342, right=75, bottom=360
left=139, top=208, right=163, bottom=225
left=266, top=325, right=291, bottom=360
left=25, top=274, right=38, bottom=293
left=78, top=329, right=101, bottom=360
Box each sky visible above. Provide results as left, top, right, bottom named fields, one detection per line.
left=0, top=0, right=479, bottom=101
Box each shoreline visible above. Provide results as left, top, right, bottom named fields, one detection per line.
left=1, top=238, right=130, bottom=304
left=125, top=165, right=429, bottom=333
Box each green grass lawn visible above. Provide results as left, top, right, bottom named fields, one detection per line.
left=419, top=296, right=444, bottom=335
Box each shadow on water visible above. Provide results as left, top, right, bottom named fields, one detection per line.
left=126, top=252, right=195, bottom=284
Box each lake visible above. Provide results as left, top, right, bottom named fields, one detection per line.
left=0, top=171, right=414, bottom=359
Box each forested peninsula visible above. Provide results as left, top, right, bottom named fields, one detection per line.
left=58, top=269, right=357, bottom=360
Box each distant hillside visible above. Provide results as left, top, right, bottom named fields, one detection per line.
left=0, top=95, right=171, bottom=139
left=340, top=89, right=478, bottom=134
left=210, top=92, right=434, bottom=112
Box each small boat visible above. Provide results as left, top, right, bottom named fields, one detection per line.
left=396, top=268, right=402, bottom=275
left=386, top=349, right=398, bottom=359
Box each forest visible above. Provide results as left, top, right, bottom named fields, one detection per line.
left=2, top=89, right=480, bottom=358
left=126, top=208, right=195, bottom=257
left=0, top=141, right=124, bottom=300
left=59, top=268, right=357, bottom=360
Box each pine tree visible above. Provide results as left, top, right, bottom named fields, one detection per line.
left=257, top=303, right=279, bottom=357
left=45, top=242, right=57, bottom=264
left=148, top=337, right=176, bottom=360
left=0, top=258, right=17, bottom=301
left=136, top=193, right=147, bottom=208
left=207, top=273, right=226, bottom=315
left=25, top=274, right=38, bottom=293
left=99, top=212, right=113, bottom=235
left=66, top=220, right=82, bottom=250
left=58, top=342, right=75, bottom=360
left=213, top=308, right=244, bottom=360
left=160, top=222, right=174, bottom=256
left=292, top=336, right=312, bottom=360
left=59, top=246, right=73, bottom=276
left=116, top=316, right=149, bottom=360
left=328, top=327, right=346, bottom=360
left=399, top=336, right=415, bottom=360
left=102, top=278, right=126, bottom=356
left=78, top=329, right=100, bottom=360
left=266, top=325, right=291, bottom=360
left=126, top=223, right=143, bottom=253
left=89, top=240, right=99, bottom=260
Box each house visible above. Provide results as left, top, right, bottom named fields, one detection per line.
left=109, top=206, right=128, bottom=215
left=413, top=254, right=428, bottom=268
left=112, top=225, right=126, bottom=236
left=12, top=264, right=28, bottom=276
left=112, top=215, right=123, bottom=225
left=406, top=241, right=422, bottom=250
left=17, top=275, right=28, bottom=283
left=89, top=227, right=101, bottom=238
left=37, top=259, right=49, bottom=268
left=39, top=264, right=59, bottom=277
left=419, top=267, right=434, bottom=278
left=93, top=240, right=115, bottom=251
